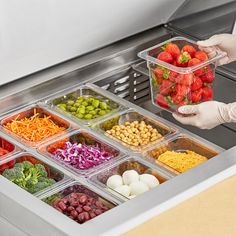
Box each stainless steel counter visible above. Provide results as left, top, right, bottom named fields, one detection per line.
left=0, top=23, right=236, bottom=236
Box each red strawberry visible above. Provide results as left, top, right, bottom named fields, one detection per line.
left=165, top=43, right=181, bottom=59
left=176, top=52, right=191, bottom=67
left=156, top=94, right=170, bottom=108
left=154, top=67, right=164, bottom=78
left=202, top=87, right=213, bottom=101
left=182, top=45, right=197, bottom=57
left=188, top=58, right=201, bottom=67
left=169, top=70, right=179, bottom=82
left=174, top=84, right=190, bottom=97
left=177, top=99, right=189, bottom=108
left=159, top=80, right=173, bottom=96
left=175, top=73, right=194, bottom=86
left=194, top=51, right=208, bottom=61
left=201, top=69, right=214, bottom=83
left=190, top=88, right=203, bottom=103
left=157, top=52, right=173, bottom=64
left=188, top=58, right=204, bottom=76
left=171, top=94, right=184, bottom=105
left=191, top=77, right=203, bottom=91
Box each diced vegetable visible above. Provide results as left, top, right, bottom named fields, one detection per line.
left=53, top=141, right=114, bottom=170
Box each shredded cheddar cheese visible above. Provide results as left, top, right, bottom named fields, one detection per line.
left=157, top=150, right=208, bottom=173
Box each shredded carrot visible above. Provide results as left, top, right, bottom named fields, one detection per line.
left=4, top=112, right=66, bottom=142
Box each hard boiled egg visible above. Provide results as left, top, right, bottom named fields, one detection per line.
left=122, top=170, right=139, bottom=185
left=139, top=174, right=159, bottom=189
left=130, top=181, right=149, bottom=196
left=106, top=175, right=123, bottom=189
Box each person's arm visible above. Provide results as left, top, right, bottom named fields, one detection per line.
left=173, top=101, right=236, bottom=129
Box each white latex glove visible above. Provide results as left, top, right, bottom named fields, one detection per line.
left=197, top=34, right=236, bottom=66
left=173, top=101, right=236, bottom=129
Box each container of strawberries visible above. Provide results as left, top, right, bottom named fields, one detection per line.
left=138, top=36, right=224, bottom=112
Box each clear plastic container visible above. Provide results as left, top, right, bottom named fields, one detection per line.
left=1, top=105, right=71, bottom=148
left=40, top=181, right=117, bottom=224
left=43, top=85, right=123, bottom=126
left=95, top=109, right=176, bottom=152
left=144, top=133, right=222, bottom=174
left=0, top=133, right=21, bottom=170
left=38, top=130, right=124, bottom=177
left=0, top=152, right=68, bottom=196
left=89, top=156, right=171, bottom=201
left=138, top=36, right=224, bottom=112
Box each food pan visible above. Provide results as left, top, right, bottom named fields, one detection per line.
left=89, top=156, right=172, bottom=201
left=40, top=180, right=118, bottom=224
left=0, top=133, right=21, bottom=170
left=38, top=129, right=125, bottom=177
left=94, top=109, right=177, bottom=152
left=144, top=133, right=222, bottom=174
left=43, top=84, right=124, bottom=126
left=0, top=105, right=71, bottom=148
left=0, top=152, right=68, bottom=196
left=138, top=36, right=224, bottom=112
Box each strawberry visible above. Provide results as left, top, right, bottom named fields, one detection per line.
left=190, top=88, right=203, bottom=103
left=165, top=43, right=181, bottom=59
left=182, top=45, right=197, bottom=57
left=201, top=69, right=214, bottom=83
left=172, top=94, right=184, bottom=105
left=176, top=52, right=191, bottom=67
left=188, top=58, right=205, bottom=76
left=156, top=94, right=170, bottom=108
left=157, top=52, right=173, bottom=64
left=169, top=70, right=179, bottom=82
left=177, top=99, right=189, bottom=108
left=194, top=50, right=208, bottom=61
left=154, top=67, right=164, bottom=78
left=191, top=77, right=203, bottom=91
left=159, top=80, right=173, bottom=96
left=202, top=87, right=213, bottom=101
left=188, top=58, right=201, bottom=67
left=174, top=84, right=190, bottom=97
left=175, top=73, right=194, bottom=86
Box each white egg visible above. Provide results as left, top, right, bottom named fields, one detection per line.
left=122, top=170, right=139, bottom=185
left=114, top=185, right=131, bottom=197
left=139, top=174, right=160, bottom=189
left=106, top=175, right=123, bottom=189
left=130, top=181, right=149, bottom=196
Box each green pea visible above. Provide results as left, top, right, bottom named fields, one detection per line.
left=74, top=102, right=81, bottom=108
left=86, top=106, right=94, bottom=111
left=98, top=110, right=106, bottom=116
left=92, top=99, right=100, bottom=108
left=77, top=108, right=85, bottom=114
left=105, top=109, right=111, bottom=114
left=88, top=97, right=94, bottom=103
left=67, top=100, right=75, bottom=105
left=84, top=114, right=93, bottom=119
left=71, top=112, right=76, bottom=115
left=76, top=113, right=84, bottom=119
left=82, top=101, right=88, bottom=106
left=66, top=105, right=72, bottom=111
left=100, top=102, right=108, bottom=110
left=70, top=107, right=77, bottom=112
left=89, top=110, right=96, bottom=115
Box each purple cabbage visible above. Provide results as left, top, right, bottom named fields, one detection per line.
left=53, top=141, right=113, bottom=170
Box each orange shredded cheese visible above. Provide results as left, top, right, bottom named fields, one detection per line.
left=157, top=150, right=208, bottom=173
left=4, top=111, right=65, bottom=142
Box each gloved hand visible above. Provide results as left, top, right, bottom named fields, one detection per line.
left=197, top=34, right=236, bottom=66
left=173, top=101, right=236, bottom=129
